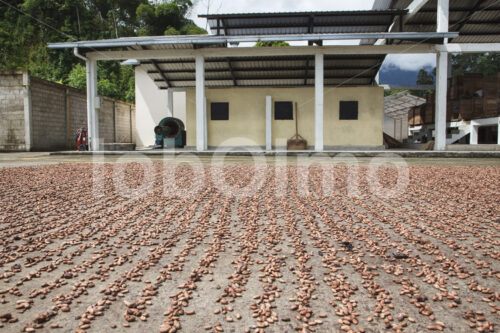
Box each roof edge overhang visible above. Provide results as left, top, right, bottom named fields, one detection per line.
left=47, top=32, right=458, bottom=50
left=199, top=9, right=409, bottom=19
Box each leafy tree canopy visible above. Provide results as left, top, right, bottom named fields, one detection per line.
left=416, top=68, right=435, bottom=85
left=451, top=53, right=500, bottom=77
left=412, top=53, right=500, bottom=99
left=409, top=67, right=436, bottom=98
left=254, top=41, right=290, bottom=47
left=0, top=0, right=206, bottom=103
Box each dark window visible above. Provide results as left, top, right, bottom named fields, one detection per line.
left=339, top=101, right=358, bottom=120
left=211, top=102, right=229, bottom=120
left=274, top=102, right=293, bottom=120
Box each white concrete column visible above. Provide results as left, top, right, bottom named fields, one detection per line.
left=498, top=119, right=500, bottom=145
left=92, top=59, right=100, bottom=150
left=434, top=51, right=448, bottom=151
left=470, top=124, right=478, bottom=145
left=204, top=97, right=208, bottom=150
left=265, top=96, right=272, bottom=150
left=437, top=0, right=449, bottom=36
left=85, top=59, right=93, bottom=149
left=22, top=72, right=32, bottom=151
left=87, top=58, right=99, bottom=151
left=315, top=53, right=324, bottom=152
left=167, top=89, right=174, bottom=118
left=434, top=0, right=449, bottom=151
left=195, top=55, right=206, bottom=151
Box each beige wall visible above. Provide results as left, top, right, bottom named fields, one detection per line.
left=135, top=66, right=186, bottom=148
left=186, top=86, right=383, bottom=148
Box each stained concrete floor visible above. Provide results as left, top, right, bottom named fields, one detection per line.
left=0, top=152, right=499, bottom=168
left=0, top=161, right=498, bottom=332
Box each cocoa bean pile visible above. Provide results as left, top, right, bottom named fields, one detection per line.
left=0, top=163, right=498, bottom=332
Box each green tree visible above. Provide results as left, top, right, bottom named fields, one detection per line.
left=412, top=67, right=435, bottom=98
left=180, top=23, right=206, bottom=35
left=136, top=1, right=204, bottom=36
left=255, top=41, right=290, bottom=47
left=0, top=0, right=205, bottom=103
left=416, top=68, right=435, bottom=85
left=452, top=53, right=500, bottom=77
left=67, top=63, right=87, bottom=90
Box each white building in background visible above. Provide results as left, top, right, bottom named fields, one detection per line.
left=384, top=91, right=426, bottom=142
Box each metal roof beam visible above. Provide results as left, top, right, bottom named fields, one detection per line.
left=153, top=75, right=374, bottom=82
left=381, top=84, right=435, bottom=90
left=404, top=0, right=431, bottom=24
left=459, top=32, right=500, bottom=36
left=200, top=10, right=408, bottom=19
left=141, top=55, right=384, bottom=64
left=48, top=32, right=456, bottom=49
left=304, top=57, right=311, bottom=86
left=159, top=82, right=370, bottom=89
left=151, top=62, right=170, bottom=87
left=218, top=22, right=393, bottom=30
left=147, top=66, right=378, bottom=74
left=436, top=43, right=500, bottom=52
left=226, top=58, right=237, bottom=86
left=372, top=0, right=430, bottom=46
left=86, top=44, right=439, bottom=61
left=418, top=7, right=500, bottom=13
left=406, top=19, right=500, bottom=25
left=308, top=15, right=314, bottom=33
left=140, top=45, right=170, bottom=88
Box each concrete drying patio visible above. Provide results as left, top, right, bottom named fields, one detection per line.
left=0, top=159, right=498, bottom=332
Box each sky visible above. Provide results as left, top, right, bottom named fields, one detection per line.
left=189, top=0, right=437, bottom=73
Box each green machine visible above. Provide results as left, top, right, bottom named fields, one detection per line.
left=154, top=117, right=186, bottom=148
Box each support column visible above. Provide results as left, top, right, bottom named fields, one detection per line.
left=86, top=58, right=99, bottom=151
left=195, top=55, right=206, bottom=151
left=470, top=123, right=478, bottom=145
left=22, top=72, right=32, bottom=151
left=167, top=89, right=174, bottom=118
left=266, top=96, right=272, bottom=151
left=434, top=0, right=449, bottom=151
left=435, top=52, right=448, bottom=151
left=204, top=97, right=208, bottom=150
left=315, top=53, right=324, bottom=151
left=437, top=0, right=449, bottom=35
left=85, top=59, right=93, bottom=149
left=92, top=59, right=100, bottom=151
left=498, top=119, right=500, bottom=145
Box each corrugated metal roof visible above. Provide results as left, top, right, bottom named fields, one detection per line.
left=145, top=55, right=384, bottom=89
left=384, top=91, right=426, bottom=118
left=390, top=0, right=500, bottom=43
left=201, top=10, right=407, bottom=36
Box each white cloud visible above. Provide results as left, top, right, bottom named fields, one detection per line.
left=382, top=54, right=436, bottom=72
left=190, top=0, right=375, bottom=30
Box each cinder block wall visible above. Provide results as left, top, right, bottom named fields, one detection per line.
left=30, top=78, right=68, bottom=150
left=67, top=91, right=87, bottom=148
left=0, top=71, right=136, bottom=151
left=100, top=99, right=115, bottom=144
left=0, top=72, right=27, bottom=151
left=115, top=102, right=134, bottom=143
